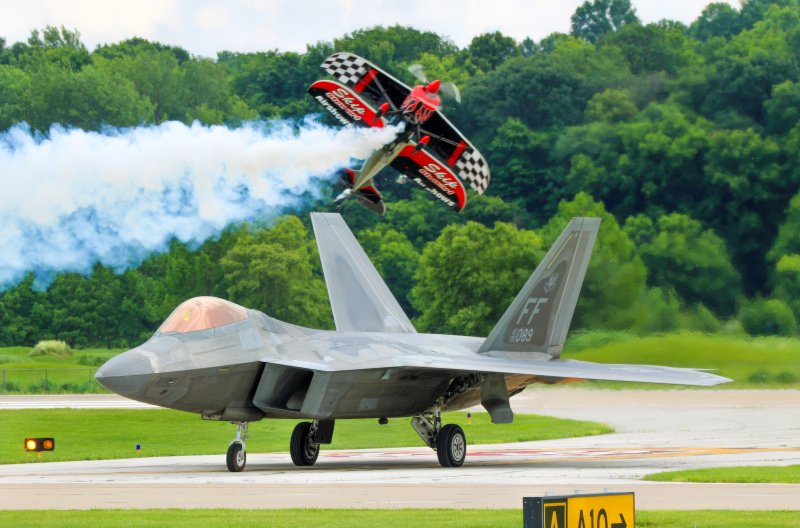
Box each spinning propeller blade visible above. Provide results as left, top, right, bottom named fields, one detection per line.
left=408, top=64, right=461, bottom=104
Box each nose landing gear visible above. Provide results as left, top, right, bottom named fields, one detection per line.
left=226, top=421, right=249, bottom=472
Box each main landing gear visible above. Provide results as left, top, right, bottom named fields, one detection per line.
left=411, top=406, right=467, bottom=467
left=290, top=421, right=320, bottom=466
left=290, top=419, right=335, bottom=467
left=226, top=421, right=249, bottom=472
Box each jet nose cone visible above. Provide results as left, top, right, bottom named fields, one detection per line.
left=95, top=348, right=155, bottom=397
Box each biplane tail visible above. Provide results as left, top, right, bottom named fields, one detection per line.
left=335, top=168, right=386, bottom=216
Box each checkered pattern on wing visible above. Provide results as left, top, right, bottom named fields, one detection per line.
left=454, top=151, right=491, bottom=194
left=322, top=53, right=369, bottom=88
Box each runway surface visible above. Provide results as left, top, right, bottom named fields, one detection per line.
left=1, top=389, right=798, bottom=510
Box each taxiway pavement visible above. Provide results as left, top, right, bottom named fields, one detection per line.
left=1, top=389, right=798, bottom=510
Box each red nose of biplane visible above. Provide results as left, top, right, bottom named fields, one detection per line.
left=426, top=80, right=440, bottom=94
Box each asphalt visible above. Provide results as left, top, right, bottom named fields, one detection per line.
left=0, top=389, right=798, bottom=510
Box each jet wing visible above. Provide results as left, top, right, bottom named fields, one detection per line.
left=311, top=213, right=416, bottom=334
left=389, top=145, right=467, bottom=212
left=420, top=354, right=732, bottom=386
left=260, top=350, right=730, bottom=386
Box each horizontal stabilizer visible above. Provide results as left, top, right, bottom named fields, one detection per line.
left=311, top=213, right=415, bottom=333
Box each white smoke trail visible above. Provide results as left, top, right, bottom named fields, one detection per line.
left=0, top=119, right=400, bottom=289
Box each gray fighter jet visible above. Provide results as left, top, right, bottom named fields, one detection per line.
left=95, top=214, right=731, bottom=471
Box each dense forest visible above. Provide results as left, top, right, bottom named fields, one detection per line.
left=3, top=0, right=800, bottom=348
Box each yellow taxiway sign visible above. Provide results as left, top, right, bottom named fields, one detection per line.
left=524, top=492, right=634, bottom=528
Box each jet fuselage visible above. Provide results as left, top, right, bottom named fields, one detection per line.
left=95, top=308, right=508, bottom=423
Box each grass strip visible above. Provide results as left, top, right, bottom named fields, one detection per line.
left=0, top=509, right=798, bottom=527
left=644, top=465, right=800, bottom=484
left=563, top=331, right=800, bottom=389
left=1, top=408, right=612, bottom=465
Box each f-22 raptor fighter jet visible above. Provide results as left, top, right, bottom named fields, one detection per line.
left=96, top=214, right=730, bottom=471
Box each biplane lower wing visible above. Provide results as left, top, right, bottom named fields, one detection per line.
left=308, top=80, right=386, bottom=128
left=390, top=145, right=467, bottom=213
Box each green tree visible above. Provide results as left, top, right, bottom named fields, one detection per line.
left=220, top=216, right=333, bottom=329
left=486, top=118, right=568, bottom=223
left=688, top=3, right=742, bottom=41
left=772, top=254, right=800, bottom=318
left=358, top=226, right=420, bottom=316
left=468, top=31, right=518, bottom=71
left=463, top=38, right=630, bottom=135
left=702, top=128, right=785, bottom=290
left=598, top=22, right=697, bottom=75
left=629, top=213, right=742, bottom=316
left=412, top=222, right=544, bottom=336
left=767, top=191, right=800, bottom=262
left=739, top=298, right=797, bottom=336
left=570, top=0, right=639, bottom=44
left=584, top=89, right=637, bottom=123
left=764, top=80, right=800, bottom=134
left=334, top=25, right=458, bottom=66
left=539, top=193, right=646, bottom=329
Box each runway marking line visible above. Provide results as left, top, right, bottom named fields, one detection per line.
left=1, top=446, right=797, bottom=477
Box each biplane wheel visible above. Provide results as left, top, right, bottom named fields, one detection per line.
left=436, top=424, right=466, bottom=468
left=226, top=442, right=246, bottom=472
left=290, top=422, right=320, bottom=467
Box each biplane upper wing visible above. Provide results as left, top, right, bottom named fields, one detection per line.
left=321, top=52, right=411, bottom=111
left=420, top=113, right=491, bottom=196
left=389, top=145, right=467, bottom=213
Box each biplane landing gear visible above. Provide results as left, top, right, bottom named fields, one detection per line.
left=290, top=421, right=320, bottom=466
left=411, top=406, right=467, bottom=468
left=226, top=421, right=249, bottom=472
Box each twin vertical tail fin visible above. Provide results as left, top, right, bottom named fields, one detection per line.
left=478, top=217, right=600, bottom=360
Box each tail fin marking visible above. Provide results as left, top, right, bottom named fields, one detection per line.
left=478, top=217, right=600, bottom=359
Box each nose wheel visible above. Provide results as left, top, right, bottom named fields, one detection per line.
left=226, top=421, right=249, bottom=472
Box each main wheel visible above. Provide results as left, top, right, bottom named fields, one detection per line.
left=290, top=422, right=320, bottom=466
left=226, top=442, right=246, bottom=472
left=436, top=424, right=466, bottom=468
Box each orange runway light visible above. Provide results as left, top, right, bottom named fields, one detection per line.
left=24, top=438, right=55, bottom=452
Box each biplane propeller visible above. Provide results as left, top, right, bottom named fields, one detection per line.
left=307, top=53, right=490, bottom=215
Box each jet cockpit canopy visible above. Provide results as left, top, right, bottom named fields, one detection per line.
left=159, top=296, right=249, bottom=334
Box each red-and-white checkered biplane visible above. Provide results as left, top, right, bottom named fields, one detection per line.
left=308, top=53, right=491, bottom=215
